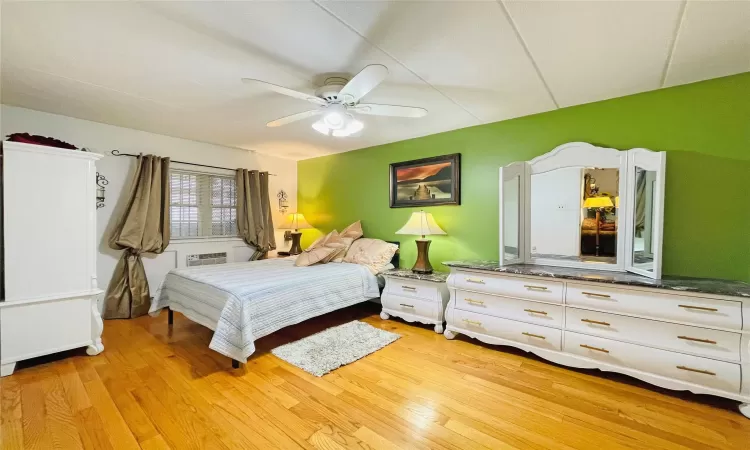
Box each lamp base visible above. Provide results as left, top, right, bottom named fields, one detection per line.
left=411, top=239, right=433, bottom=274
left=289, top=232, right=303, bottom=255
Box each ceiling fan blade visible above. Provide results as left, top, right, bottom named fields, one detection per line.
left=266, top=110, right=321, bottom=128
left=242, top=78, right=326, bottom=106
left=339, top=64, right=389, bottom=103
left=351, top=103, right=428, bottom=118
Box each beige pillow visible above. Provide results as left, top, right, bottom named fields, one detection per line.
left=340, top=220, right=363, bottom=240
left=331, top=220, right=364, bottom=263
left=343, top=238, right=399, bottom=274
left=295, top=231, right=346, bottom=267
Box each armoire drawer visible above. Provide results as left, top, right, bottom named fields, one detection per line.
left=566, top=307, right=742, bottom=362
left=382, top=294, right=437, bottom=319
left=452, top=309, right=561, bottom=351
left=564, top=331, right=741, bottom=393
left=452, top=271, right=563, bottom=304
left=566, top=283, right=742, bottom=330
left=455, top=290, right=563, bottom=328
left=0, top=298, right=92, bottom=363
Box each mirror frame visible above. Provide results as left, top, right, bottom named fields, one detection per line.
left=498, top=142, right=666, bottom=279
left=623, top=148, right=667, bottom=279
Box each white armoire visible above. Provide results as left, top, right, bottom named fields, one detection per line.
left=0, top=141, right=104, bottom=376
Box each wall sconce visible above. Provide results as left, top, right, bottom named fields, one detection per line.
left=96, top=172, right=108, bottom=209
left=277, top=189, right=289, bottom=214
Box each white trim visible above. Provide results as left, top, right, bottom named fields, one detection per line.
left=0, top=289, right=104, bottom=307
left=2, top=141, right=103, bottom=160
left=1, top=340, right=93, bottom=365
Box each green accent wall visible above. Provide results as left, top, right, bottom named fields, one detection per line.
left=298, top=73, right=750, bottom=282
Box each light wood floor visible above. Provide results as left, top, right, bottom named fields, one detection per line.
left=2, top=303, right=749, bottom=450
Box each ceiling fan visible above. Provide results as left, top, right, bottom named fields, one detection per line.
left=242, top=64, right=428, bottom=137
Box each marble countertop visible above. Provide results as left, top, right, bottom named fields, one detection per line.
left=382, top=269, right=449, bottom=283
left=442, top=261, right=750, bottom=298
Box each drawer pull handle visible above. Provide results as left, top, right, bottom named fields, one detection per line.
left=580, top=344, right=609, bottom=353
left=678, top=305, right=718, bottom=312
left=462, top=319, right=482, bottom=326
left=582, top=291, right=611, bottom=298
left=523, top=309, right=548, bottom=315
left=522, top=332, right=546, bottom=340
left=399, top=304, right=414, bottom=308
left=581, top=319, right=610, bottom=326
left=466, top=278, right=485, bottom=284
left=676, top=366, right=716, bottom=376
left=401, top=286, right=417, bottom=291
left=466, top=299, right=485, bottom=305
left=524, top=285, right=548, bottom=291
left=678, top=336, right=717, bottom=344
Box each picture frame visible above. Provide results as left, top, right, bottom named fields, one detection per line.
left=389, top=153, right=460, bottom=208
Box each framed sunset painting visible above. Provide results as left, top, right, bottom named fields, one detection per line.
left=389, top=154, right=461, bottom=208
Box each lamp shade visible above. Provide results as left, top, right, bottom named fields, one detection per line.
left=395, top=211, right=446, bottom=237
left=583, top=196, right=614, bottom=208
left=278, top=213, right=313, bottom=230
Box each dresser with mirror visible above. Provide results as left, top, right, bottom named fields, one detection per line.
left=443, top=142, right=750, bottom=418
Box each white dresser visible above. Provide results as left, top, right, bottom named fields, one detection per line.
left=380, top=269, right=449, bottom=333
left=1, top=141, right=104, bottom=377
left=444, top=262, right=750, bottom=418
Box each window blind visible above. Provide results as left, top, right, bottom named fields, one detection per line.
left=170, top=169, right=237, bottom=238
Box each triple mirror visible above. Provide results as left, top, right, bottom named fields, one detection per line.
left=499, top=142, right=666, bottom=279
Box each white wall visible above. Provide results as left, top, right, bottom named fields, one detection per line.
left=1, top=105, right=297, bottom=312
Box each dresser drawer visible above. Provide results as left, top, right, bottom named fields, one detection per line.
left=564, top=331, right=741, bottom=393
left=566, top=283, right=742, bottom=330
left=382, top=293, right=437, bottom=319
left=452, top=271, right=563, bottom=304
left=385, top=278, right=440, bottom=301
left=566, top=308, right=742, bottom=362
left=455, top=290, right=563, bottom=328
left=452, top=309, right=561, bottom=351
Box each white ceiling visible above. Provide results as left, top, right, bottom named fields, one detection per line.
left=1, top=1, right=748, bottom=160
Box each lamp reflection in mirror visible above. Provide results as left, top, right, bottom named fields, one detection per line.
left=583, top=196, right=614, bottom=257
left=278, top=213, right=313, bottom=255
left=395, top=211, right=446, bottom=274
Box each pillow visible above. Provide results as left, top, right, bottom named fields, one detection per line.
left=331, top=220, right=364, bottom=263
left=343, top=238, right=399, bottom=274
left=306, top=233, right=328, bottom=251
left=294, top=231, right=346, bottom=267
left=340, top=220, right=363, bottom=240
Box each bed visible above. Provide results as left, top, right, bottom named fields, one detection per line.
left=150, top=246, right=398, bottom=366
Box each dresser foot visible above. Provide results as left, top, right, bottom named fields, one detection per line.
left=434, top=323, right=444, bottom=334
left=444, top=329, right=457, bottom=340
left=380, top=311, right=390, bottom=320
left=1, top=363, right=16, bottom=377
left=740, top=403, right=750, bottom=419
left=86, top=340, right=104, bottom=356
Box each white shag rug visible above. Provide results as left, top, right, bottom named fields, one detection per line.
left=271, top=321, right=400, bottom=377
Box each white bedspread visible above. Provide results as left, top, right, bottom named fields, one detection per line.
left=150, top=258, right=381, bottom=362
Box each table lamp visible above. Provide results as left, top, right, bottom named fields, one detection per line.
left=278, top=213, right=313, bottom=255
left=583, top=196, right=614, bottom=256
left=396, top=211, right=446, bottom=274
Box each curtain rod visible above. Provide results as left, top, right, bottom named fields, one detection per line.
left=110, top=150, right=277, bottom=176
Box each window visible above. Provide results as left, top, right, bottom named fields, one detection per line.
left=170, top=170, right=237, bottom=238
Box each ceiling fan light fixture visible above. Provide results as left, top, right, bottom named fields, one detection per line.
left=312, top=120, right=331, bottom=136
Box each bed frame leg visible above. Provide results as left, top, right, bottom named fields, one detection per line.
left=167, top=308, right=173, bottom=326
left=232, top=360, right=240, bottom=369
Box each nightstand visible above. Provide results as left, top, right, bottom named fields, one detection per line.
left=380, top=269, right=450, bottom=333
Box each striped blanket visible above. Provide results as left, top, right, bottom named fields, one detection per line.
left=150, top=258, right=381, bottom=362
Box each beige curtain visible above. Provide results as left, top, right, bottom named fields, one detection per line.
left=236, top=169, right=276, bottom=253
left=103, top=155, right=171, bottom=319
